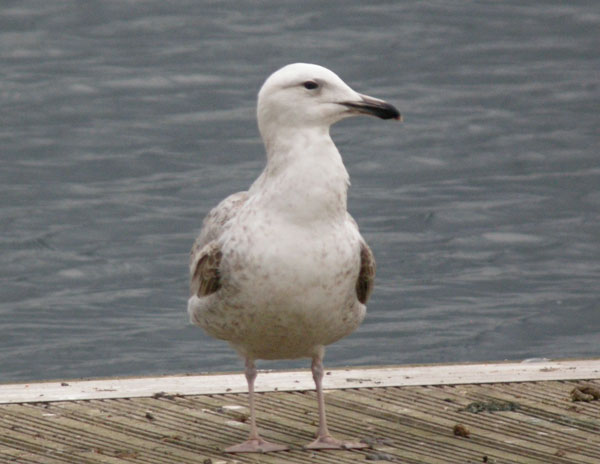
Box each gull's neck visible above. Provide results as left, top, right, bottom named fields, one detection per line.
left=250, top=125, right=350, bottom=224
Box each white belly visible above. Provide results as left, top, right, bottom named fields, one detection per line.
left=188, top=216, right=366, bottom=360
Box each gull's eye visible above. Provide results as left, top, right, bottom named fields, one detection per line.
left=303, top=81, right=319, bottom=90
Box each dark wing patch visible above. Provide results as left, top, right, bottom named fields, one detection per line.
left=356, top=242, right=375, bottom=304
left=190, top=241, right=223, bottom=297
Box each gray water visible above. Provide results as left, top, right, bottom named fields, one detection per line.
left=1, top=1, right=599, bottom=383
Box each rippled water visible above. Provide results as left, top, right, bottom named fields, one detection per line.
left=1, top=1, right=599, bottom=382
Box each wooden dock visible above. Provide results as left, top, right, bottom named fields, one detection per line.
left=1, top=359, right=599, bottom=464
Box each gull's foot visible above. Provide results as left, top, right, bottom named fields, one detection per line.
left=304, top=435, right=369, bottom=450
left=225, top=438, right=289, bottom=453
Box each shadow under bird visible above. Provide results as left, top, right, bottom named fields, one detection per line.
left=188, top=63, right=401, bottom=453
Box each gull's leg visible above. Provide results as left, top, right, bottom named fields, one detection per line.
left=225, top=358, right=288, bottom=453
left=305, top=353, right=368, bottom=450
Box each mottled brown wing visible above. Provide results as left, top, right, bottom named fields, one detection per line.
left=195, top=191, right=248, bottom=250
left=356, top=241, right=375, bottom=304
left=190, top=241, right=222, bottom=297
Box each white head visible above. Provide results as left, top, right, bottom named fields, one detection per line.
left=257, top=63, right=400, bottom=141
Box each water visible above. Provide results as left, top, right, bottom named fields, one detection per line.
left=1, top=1, right=599, bottom=383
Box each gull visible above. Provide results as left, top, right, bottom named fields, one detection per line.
left=188, top=63, right=400, bottom=453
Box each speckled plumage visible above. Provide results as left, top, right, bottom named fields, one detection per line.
left=188, top=65, right=377, bottom=361
left=189, top=198, right=370, bottom=360
left=187, top=63, right=398, bottom=452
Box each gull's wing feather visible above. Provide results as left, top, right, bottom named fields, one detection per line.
left=189, top=191, right=248, bottom=297
left=356, top=241, right=375, bottom=304
left=191, top=241, right=222, bottom=297
left=346, top=213, right=375, bottom=304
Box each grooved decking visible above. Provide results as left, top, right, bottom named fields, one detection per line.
left=1, top=361, right=599, bottom=464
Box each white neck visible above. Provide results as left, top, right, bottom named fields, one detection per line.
left=250, top=126, right=350, bottom=224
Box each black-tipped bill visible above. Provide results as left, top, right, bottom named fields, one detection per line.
left=341, top=94, right=401, bottom=121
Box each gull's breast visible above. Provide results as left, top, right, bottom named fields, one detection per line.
left=192, top=214, right=366, bottom=360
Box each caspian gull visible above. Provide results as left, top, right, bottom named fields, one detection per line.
left=188, top=63, right=401, bottom=453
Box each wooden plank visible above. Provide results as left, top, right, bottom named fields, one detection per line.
left=340, top=384, right=600, bottom=463
left=1, top=375, right=599, bottom=464
left=1, top=359, right=599, bottom=404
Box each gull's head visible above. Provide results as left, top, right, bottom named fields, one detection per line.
left=257, top=63, right=401, bottom=139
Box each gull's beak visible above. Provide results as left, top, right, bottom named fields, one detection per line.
left=341, top=93, right=402, bottom=121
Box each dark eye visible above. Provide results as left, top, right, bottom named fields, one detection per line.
left=303, top=81, right=319, bottom=90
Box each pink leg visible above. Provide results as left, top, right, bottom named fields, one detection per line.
left=225, top=359, right=288, bottom=453
left=305, top=355, right=368, bottom=450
